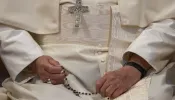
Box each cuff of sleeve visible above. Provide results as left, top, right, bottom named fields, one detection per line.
left=14, top=48, right=43, bottom=83
left=123, top=50, right=168, bottom=73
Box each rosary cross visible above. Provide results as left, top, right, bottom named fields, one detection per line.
left=68, top=0, right=89, bottom=27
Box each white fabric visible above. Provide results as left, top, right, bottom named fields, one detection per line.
left=118, top=0, right=175, bottom=27
left=1, top=1, right=149, bottom=100
left=34, top=1, right=113, bottom=93
left=0, top=1, right=175, bottom=100
left=0, top=0, right=175, bottom=33
left=0, top=88, right=8, bottom=100
left=110, top=5, right=175, bottom=100
left=0, top=0, right=60, bottom=34
left=123, top=19, right=175, bottom=72
left=0, top=24, right=43, bottom=82
left=122, top=19, right=175, bottom=100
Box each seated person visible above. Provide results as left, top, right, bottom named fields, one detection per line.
left=0, top=0, right=175, bottom=100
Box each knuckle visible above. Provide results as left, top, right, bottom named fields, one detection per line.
left=50, top=60, right=56, bottom=64
left=105, top=72, right=111, bottom=76
left=96, top=80, right=100, bottom=85
left=109, top=75, right=115, bottom=80
left=46, top=56, right=52, bottom=59
left=39, top=62, right=45, bottom=67
left=112, top=80, right=118, bottom=84
left=96, top=81, right=101, bottom=87
left=47, top=66, right=52, bottom=72
left=108, top=71, right=114, bottom=75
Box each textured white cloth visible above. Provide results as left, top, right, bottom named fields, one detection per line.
left=0, top=0, right=175, bottom=100
left=0, top=24, right=43, bottom=82
left=0, top=0, right=175, bottom=34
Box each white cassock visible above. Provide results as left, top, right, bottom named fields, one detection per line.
left=0, top=25, right=43, bottom=100
left=0, top=0, right=175, bottom=100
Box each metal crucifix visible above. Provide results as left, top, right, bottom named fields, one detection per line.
left=68, top=0, right=89, bottom=27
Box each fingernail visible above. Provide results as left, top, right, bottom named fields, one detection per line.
left=60, top=74, right=66, bottom=76
left=60, top=70, right=64, bottom=74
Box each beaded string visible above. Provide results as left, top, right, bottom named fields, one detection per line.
left=63, top=77, right=97, bottom=96
left=63, top=77, right=110, bottom=100
left=61, top=67, right=110, bottom=99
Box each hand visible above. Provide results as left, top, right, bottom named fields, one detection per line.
left=31, top=55, right=67, bottom=85
left=96, top=66, right=141, bottom=99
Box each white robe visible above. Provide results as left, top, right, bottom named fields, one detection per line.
left=1, top=19, right=175, bottom=100
left=0, top=24, right=43, bottom=100
left=0, top=0, right=175, bottom=100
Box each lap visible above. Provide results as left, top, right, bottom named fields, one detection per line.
left=3, top=78, right=84, bottom=100
left=2, top=76, right=151, bottom=100
left=114, top=76, right=151, bottom=100
left=0, top=87, right=8, bottom=100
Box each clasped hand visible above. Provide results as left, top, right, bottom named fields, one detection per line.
left=31, top=56, right=67, bottom=85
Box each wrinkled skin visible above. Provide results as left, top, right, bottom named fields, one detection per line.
left=96, top=66, right=141, bottom=99
left=30, top=56, right=67, bottom=85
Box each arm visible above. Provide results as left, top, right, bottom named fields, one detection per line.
left=123, top=19, right=175, bottom=73
left=0, top=24, right=67, bottom=85
left=0, top=24, right=43, bottom=83
left=96, top=19, right=175, bottom=99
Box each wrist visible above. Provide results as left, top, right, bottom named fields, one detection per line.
left=124, top=62, right=147, bottom=79
left=120, top=66, right=141, bottom=84
left=28, top=56, right=42, bottom=73
left=122, top=65, right=141, bottom=77
left=129, top=53, right=151, bottom=71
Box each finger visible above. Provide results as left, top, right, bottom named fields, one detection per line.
left=48, top=73, right=66, bottom=80
left=111, top=88, right=125, bottom=99
left=51, top=76, right=65, bottom=85
left=100, top=81, right=111, bottom=97
left=51, top=79, right=64, bottom=85
left=51, top=80, right=57, bottom=85
left=40, top=70, right=65, bottom=84
left=40, top=74, right=50, bottom=83
left=106, top=84, right=118, bottom=98
left=45, top=64, right=63, bottom=74
left=38, top=69, right=51, bottom=81
left=96, top=77, right=107, bottom=93
left=48, top=58, right=61, bottom=67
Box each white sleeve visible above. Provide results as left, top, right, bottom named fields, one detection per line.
left=0, top=24, right=43, bottom=82
left=123, top=19, right=175, bottom=72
